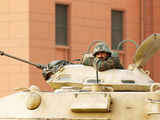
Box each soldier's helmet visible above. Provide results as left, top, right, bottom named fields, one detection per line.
left=93, top=42, right=112, bottom=57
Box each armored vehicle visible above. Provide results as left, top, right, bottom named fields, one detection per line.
left=0, top=34, right=160, bottom=120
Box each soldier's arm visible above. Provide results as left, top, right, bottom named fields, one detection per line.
left=93, top=58, right=114, bottom=71
left=81, top=53, right=94, bottom=66
left=93, top=57, right=123, bottom=71
left=108, top=57, right=124, bottom=69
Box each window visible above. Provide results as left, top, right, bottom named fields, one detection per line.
left=56, top=4, right=68, bottom=45
left=112, top=10, right=123, bottom=50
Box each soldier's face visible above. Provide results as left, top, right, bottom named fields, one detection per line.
left=96, top=52, right=109, bottom=60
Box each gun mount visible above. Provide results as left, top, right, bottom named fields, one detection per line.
left=0, top=51, right=70, bottom=80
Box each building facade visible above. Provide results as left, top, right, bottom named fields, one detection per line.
left=0, top=0, right=160, bottom=97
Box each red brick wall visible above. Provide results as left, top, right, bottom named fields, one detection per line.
left=29, top=0, right=55, bottom=91
left=0, top=0, right=30, bottom=97
left=152, top=0, right=160, bottom=82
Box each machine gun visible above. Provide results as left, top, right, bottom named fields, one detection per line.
left=0, top=51, right=70, bottom=80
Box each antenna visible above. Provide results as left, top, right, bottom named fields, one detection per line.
left=96, top=59, right=100, bottom=84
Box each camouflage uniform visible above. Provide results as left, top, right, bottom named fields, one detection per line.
left=93, top=56, right=123, bottom=71
left=81, top=53, right=94, bottom=66
left=81, top=42, right=123, bottom=71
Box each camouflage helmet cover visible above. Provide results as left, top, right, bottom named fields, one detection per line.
left=93, top=42, right=111, bottom=57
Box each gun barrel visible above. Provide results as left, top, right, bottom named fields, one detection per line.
left=0, top=51, right=46, bottom=69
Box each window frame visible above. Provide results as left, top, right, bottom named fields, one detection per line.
left=110, top=8, right=126, bottom=51
left=55, top=1, right=71, bottom=48
left=111, top=10, right=124, bottom=50
left=55, top=4, right=68, bottom=46
left=109, top=8, right=126, bottom=66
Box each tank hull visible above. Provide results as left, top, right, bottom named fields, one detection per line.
left=0, top=91, right=159, bottom=120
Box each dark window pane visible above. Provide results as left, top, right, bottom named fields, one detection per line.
left=56, top=27, right=67, bottom=45
left=56, top=4, right=68, bottom=45
left=112, top=10, right=123, bottom=50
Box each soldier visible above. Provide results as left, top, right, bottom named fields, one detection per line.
left=81, top=42, right=123, bottom=71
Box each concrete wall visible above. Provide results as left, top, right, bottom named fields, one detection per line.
left=152, top=0, right=160, bottom=82
left=29, top=0, right=55, bottom=91
left=0, top=0, right=29, bottom=97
